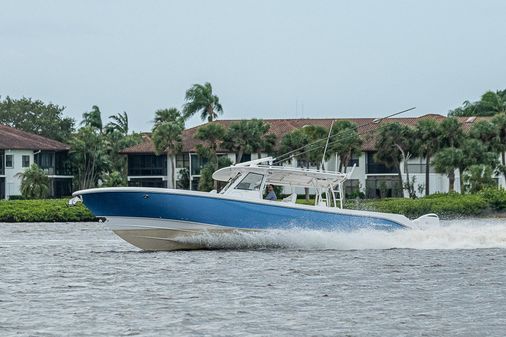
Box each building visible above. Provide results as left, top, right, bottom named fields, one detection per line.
left=0, top=124, right=73, bottom=199
left=120, top=114, right=506, bottom=197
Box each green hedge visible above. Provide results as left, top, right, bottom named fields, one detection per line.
left=298, top=189, right=506, bottom=219
left=351, top=194, right=488, bottom=219
left=0, top=199, right=96, bottom=222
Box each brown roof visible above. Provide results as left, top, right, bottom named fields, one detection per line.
left=0, top=124, right=70, bottom=151
left=121, top=113, right=487, bottom=155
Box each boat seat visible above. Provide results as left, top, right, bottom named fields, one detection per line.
left=282, top=193, right=297, bottom=203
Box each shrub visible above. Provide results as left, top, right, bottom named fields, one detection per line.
left=345, top=193, right=489, bottom=219
left=479, top=187, right=506, bottom=211
left=0, top=199, right=96, bottom=222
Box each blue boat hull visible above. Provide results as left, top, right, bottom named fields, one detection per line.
left=81, top=190, right=408, bottom=231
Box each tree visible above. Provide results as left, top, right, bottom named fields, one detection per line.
left=374, top=122, right=416, bottom=198
left=439, top=117, right=463, bottom=148
left=102, top=171, right=126, bottom=187
left=459, top=138, right=498, bottom=192
left=183, top=82, right=223, bottom=122
left=0, top=96, right=75, bottom=142
left=432, top=148, right=464, bottom=192
left=194, top=123, right=226, bottom=157
left=105, top=111, right=129, bottom=135
left=415, top=119, right=441, bottom=196
left=153, top=108, right=185, bottom=128
left=464, top=165, right=496, bottom=193
left=194, top=123, right=227, bottom=190
left=198, top=156, right=232, bottom=192
left=492, top=113, right=506, bottom=177
left=152, top=123, right=184, bottom=187
left=222, top=119, right=275, bottom=163
left=103, top=128, right=142, bottom=181
left=81, top=105, right=103, bottom=132
left=328, top=121, right=362, bottom=173
left=279, top=125, right=327, bottom=200
left=449, top=89, right=506, bottom=117
left=16, top=164, right=50, bottom=199
left=69, top=126, right=110, bottom=189
left=151, top=108, right=185, bottom=188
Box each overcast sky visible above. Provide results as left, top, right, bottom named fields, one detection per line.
left=1, top=0, right=505, bottom=131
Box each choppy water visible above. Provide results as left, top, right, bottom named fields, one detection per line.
left=1, top=219, right=506, bottom=337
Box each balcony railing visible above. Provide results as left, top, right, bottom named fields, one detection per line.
left=405, top=164, right=436, bottom=174
left=366, top=164, right=399, bottom=174
left=40, top=167, right=73, bottom=176
left=128, top=167, right=167, bottom=176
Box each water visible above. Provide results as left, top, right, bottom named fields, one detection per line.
left=1, top=219, right=506, bottom=337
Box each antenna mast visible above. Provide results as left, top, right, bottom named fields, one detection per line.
left=321, top=120, right=335, bottom=171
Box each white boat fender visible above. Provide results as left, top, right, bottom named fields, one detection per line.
left=68, top=196, right=82, bottom=206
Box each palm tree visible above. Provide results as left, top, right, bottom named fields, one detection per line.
left=480, top=90, right=506, bottom=115
left=152, top=121, right=184, bottom=188
left=106, top=111, right=129, bottom=135
left=183, top=82, right=223, bottom=122
left=449, top=89, right=506, bottom=117
left=459, top=138, right=498, bottom=192
left=492, top=113, right=506, bottom=178
left=415, top=119, right=441, bottom=196
left=153, top=108, right=185, bottom=128
left=16, top=164, right=50, bottom=199
left=194, top=123, right=226, bottom=190
left=279, top=125, right=327, bottom=200
left=432, top=148, right=464, bottom=192
left=439, top=117, right=463, bottom=148
left=374, top=122, right=416, bottom=198
left=222, top=119, right=274, bottom=163
left=328, top=121, right=362, bottom=173
left=81, top=105, right=103, bottom=132
left=69, top=127, right=110, bottom=189
left=151, top=109, right=185, bottom=188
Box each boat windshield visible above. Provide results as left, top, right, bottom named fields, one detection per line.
left=219, top=173, right=242, bottom=194
left=235, top=172, right=263, bottom=191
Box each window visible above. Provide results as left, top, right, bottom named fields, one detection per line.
left=128, top=155, right=167, bottom=176
left=235, top=173, right=264, bottom=191
left=190, top=154, right=208, bottom=176
left=239, top=153, right=251, bottom=163
left=176, top=153, right=190, bottom=169
left=5, top=155, right=13, bottom=168
left=347, top=153, right=360, bottom=167
left=22, top=155, right=30, bottom=168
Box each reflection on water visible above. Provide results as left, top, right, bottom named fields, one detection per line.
left=1, top=219, right=505, bottom=337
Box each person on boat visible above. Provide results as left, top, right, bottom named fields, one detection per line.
left=265, top=184, right=277, bottom=201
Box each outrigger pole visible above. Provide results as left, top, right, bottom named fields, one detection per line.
left=321, top=120, right=335, bottom=171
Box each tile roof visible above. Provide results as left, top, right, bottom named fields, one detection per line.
left=121, top=113, right=487, bottom=155
left=0, top=124, right=70, bottom=151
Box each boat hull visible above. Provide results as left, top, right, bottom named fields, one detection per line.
left=76, top=188, right=412, bottom=251
left=108, top=216, right=253, bottom=250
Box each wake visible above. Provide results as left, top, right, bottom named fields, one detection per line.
left=179, top=218, right=506, bottom=250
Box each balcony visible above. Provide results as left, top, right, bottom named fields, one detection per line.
left=405, top=163, right=436, bottom=174
left=128, top=154, right=167, bottom=176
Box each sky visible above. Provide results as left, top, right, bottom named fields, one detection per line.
left=1, top=0, right=505, bottom=131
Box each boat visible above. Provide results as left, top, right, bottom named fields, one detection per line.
left=71, top=157, right=439, bottom=251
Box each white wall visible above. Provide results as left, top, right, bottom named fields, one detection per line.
left=3, top=149, right=33, bottom=199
